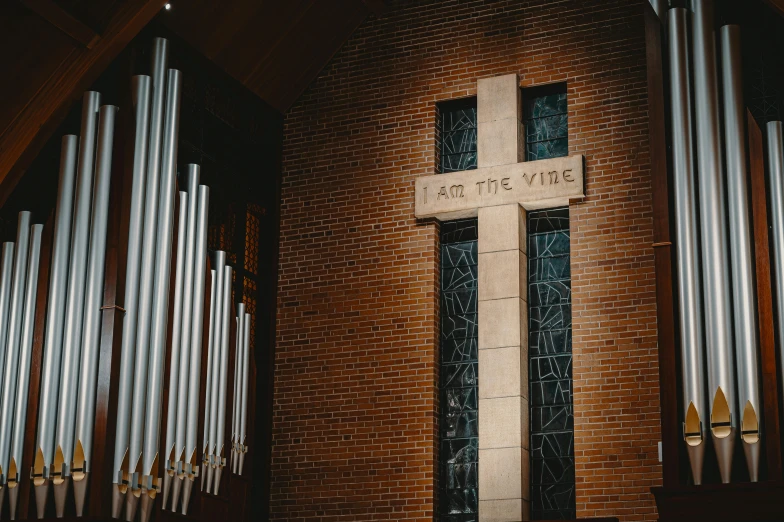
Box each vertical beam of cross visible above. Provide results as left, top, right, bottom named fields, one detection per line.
left=475, top=73, right=530, bottom=521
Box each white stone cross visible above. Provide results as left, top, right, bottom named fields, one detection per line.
left=418, top=74, right=584, bottom=522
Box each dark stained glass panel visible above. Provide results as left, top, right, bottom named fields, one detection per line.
left=440, top=218, right=478, bottom=522
left=523, top=85, right=568, bottom=162
left=528, top=207, right=575, bottom=520
left=439, top=99, right=478, bottom=173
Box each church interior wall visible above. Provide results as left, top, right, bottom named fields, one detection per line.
left=273, top=1, right=661, bottom=520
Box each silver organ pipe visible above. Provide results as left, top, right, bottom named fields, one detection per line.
left=720, top=24, right=762, bottom=482
left=691, top=0, right=737, bottom=482
left=72, top=104, right=117, bottom=515
left=649, top=0, right=668, bottom=22
left=112, top=74, right=151, bottom=519
left=54, top=91, right=101, bottom=517
left=201, top=267, right=217, bottom=492
left=181, top=183, right=210, bottom=515
left=0, top=211, right=32, bottom=487
left=0, top=244, right=15, bottom=409
left=139, top=69, right=181, bottom=522
left=170, top=167, right=199, bottom=512
left=35, top=135, right=77, bottom=517
left=125, top=40, right=169, bottom=522
left=162, top=190, right=188, bottom=509
left=8, top=224, right=43, bottom=518
left=205, top=252, right=227, bottom=493
left=232, top=305, right=245, bottom=474
left=214, top=264, right=232, bottom=494
left=239, top=311, right=250, bottom=475
left=667, top=8, right=707, bottom=485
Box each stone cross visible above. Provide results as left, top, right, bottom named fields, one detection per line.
left=416, top=74, right=584, bottom=521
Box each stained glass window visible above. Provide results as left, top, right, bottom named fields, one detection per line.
left=440, top=219, right=478, bottom=522
left=523, top=85, right=568, bottom=161
left=439, top=98, right=478, bottom=173
left=528, top=208, right=575, bottom=520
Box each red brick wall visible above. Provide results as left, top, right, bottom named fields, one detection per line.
left=271, top=1, right=661, bottom=520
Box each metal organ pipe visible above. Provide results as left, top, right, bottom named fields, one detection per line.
left=239, top=311, right=250, bottom=475
left=35, top=135, right=77, bottom=517
left=691, top=0, right=737, bottom=482
left=0, top=211, right=32, bottom=485
left=206, top=252, right=227, bottom=493
left=170, top=167, right=199, bottom=512
left=720, top=24, right=762, bottom=482
left=162, top=190, right=188, bottom=509
left=8, top=224, right=43, bottom=519
left=112, top=75, right=151, bottom=519
left=214, top=264, right=232, bottom=494
left=768, top=121, right=784, bottom=455
left=667, top=8, right=707, bottom=485
left=201, top=268, right=217, bottom=492
left=54, top=91, right=101, bottom=516
left=649, top=0, right=668, bottom=22
left=125, top=40, right=169, bottom=522
left=181, top=183, right=210, bottom=515
left=0, top=244, right=15, bottom=402
left=72, top=104, right=117, bottom=515
left=232, top=306, right=244, bottom=474
left=139, top=68, right=181, bottom=522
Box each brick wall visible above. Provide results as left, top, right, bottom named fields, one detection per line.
left=271, top=1, right=661, bottom=520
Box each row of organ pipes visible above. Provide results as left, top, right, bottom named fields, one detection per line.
left=658, top=0, right=780, bottom=484
left=0, top=36, right=253, bottom=520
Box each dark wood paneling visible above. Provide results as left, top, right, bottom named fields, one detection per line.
left=51, top=0, right=123, bottom=32
left=159, top=0, right=372, bottom=113
left=748, top=109, right=783, bottom=481
left=644, top=2, right=680, bottom=487
left=653, top=481, right=784, bottom=522
left=0, top=0, right=166, bottom=207
left=764, top=0, right=784, bottom=18
left=0, top=2, right=78, bottom=139
left=20, top=0, right=100, bottom=48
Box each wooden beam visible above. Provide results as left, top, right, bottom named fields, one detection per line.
left=644, top=2, right=680, bottom=487
left=764, top=0, right=784, bottom=18
left=0, top=0, right=167, bottom=208
left=19, top=0, right=100, bottom=49
left=747, top=110, right=783, bottom=481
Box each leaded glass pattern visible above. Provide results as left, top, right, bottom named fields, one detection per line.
left=523, top=86, right=568, bottom=162
left=440, top=218, right=478, bottom=522
left=439, top=99, right=478, bottom=173
left=528, top=208, right=575, bottom=520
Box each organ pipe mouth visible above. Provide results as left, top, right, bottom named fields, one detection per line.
left=711, top=387, right=732, bottom=438
left=118, top=448, right=130, bottom=494
left=72, top=439, right=86, bottom=480
left=166, top=445, right=176, bottom=476
left=741, top=401, right=760, bottom=444
left=7, top=458, right=17, bottom=488
left=32, top=448, right=46, bottom=487
left=684, top=402, right=703, bottom=446
left=145, top=452, right=161, bottom=497
left=131, top=452, right=142, bottom=492
left=52, top=445, right=65, bottom=485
